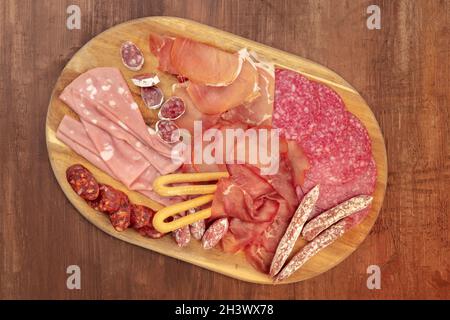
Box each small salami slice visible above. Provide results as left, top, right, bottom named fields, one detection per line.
left=141, top=86, right=164, bottom=109
left=130, top=204, right=154, bottom=229
left=158, top=97, right=186, bottom=120
left=98, top=184, right=128, bottom=214
left=188, top=208, right=206, bottom=240
left=202, top=218, right=229, bottom=250
left=173, top=214, right=191, bottom=247
left=110, top=200, right=131, bottom=232
left=66, top=164, right=100, bottom=201
left=155, top=120, right=180, bottom=144
left=131, top=73, right=160, bottom=87
left=120, top=41, right=144, bottom=71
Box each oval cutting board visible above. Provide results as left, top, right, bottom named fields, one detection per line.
left=46, top=17, right=387, bottom=284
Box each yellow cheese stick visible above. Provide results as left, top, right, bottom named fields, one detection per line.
left=152, top=172, right=229, bottom=196
left=152, top=194, right=214, bottom=233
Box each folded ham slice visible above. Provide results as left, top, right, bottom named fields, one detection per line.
left=221, top=64, right=274, bottom=125
left=149, top=33, right=178, bottom=75
left=211, top=155, right=299, bottom=273
left=186, top=56, right=259, bottom=115
left=171, top=37, right=243, bottom=86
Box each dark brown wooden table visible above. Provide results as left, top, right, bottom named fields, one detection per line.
left=1, top=0, right=449, bottom=299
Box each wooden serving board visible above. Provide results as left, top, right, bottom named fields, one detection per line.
left=46, top=16, right=387, bottom=284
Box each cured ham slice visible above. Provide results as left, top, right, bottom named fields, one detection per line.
left=211, top=156, right=298, bottom=272
left=148, top=33, right=178, bottom=75
left=172, top=83, right=220, bottom=135
left=171, top=37, right=243, bottom=86
left=221, top=65, right=274, bottom=125
left=186, top=57, right=259, bottom=115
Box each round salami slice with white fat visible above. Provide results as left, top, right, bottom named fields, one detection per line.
left=120, top=41, right=144, bottom=71
left=131, top=73, right=160, bottom=87
left=141, top=86, right=164, bottom=109
left=155, top=119, right=181, bottom=144
left=202, top=218, right=229, bottom=250
left=158, top=97, right=186, bottom=120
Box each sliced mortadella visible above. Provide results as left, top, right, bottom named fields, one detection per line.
left=171, top=37, right=243, bottom=86
left=186, top=58, right=259, bottom=115
left=149, top=33, right=178, bottom=75
left=61, top=67, right=174, bottom=159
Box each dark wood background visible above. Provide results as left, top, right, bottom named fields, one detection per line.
left=1, top=0, right=449, bottom=299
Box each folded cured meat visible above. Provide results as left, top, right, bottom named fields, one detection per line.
left=172, top=83, right=220, bottom=135
left=170, top=37, right=243, bottom=86
left=149, top=33, right=178, bottom=75
left=186, top=54, right=259, bottom=115
left=221, top=62, right=274, bottom=126
left=211, top=155, right=299, bottom=272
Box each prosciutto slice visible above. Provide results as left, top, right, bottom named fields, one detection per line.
left=171, top=37, right=243, bottom=86
left=186, top=57, right=259, bottom=115
left=221, top=64, right=274, bottom=126
left=149, top=32, right=178, bottom=75
left=211, top=155, right=299, bottom=272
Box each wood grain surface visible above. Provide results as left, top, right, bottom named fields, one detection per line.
left=45, top=16, right=386, bottom=285
left=1, top=0, right=449, bottom=299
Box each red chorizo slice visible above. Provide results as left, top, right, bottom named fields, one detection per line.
left=130, top=204, right=154, bottom=229
left=98, top=184, right=129, bottom=214
left=66, top=164, right=100, bottom=201
left=110, top=200, right=131, bottom=232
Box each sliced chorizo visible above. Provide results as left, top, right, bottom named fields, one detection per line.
left=66, top=164, right=99, bottom=201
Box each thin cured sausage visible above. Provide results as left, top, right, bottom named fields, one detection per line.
left=275, top=221, right=346, bottom=282
left=269, top=185, right=319, bottom=277
left=302, top=195, right=373, bottom=241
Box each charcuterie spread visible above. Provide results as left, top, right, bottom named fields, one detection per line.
left=49, top=18, right=384, bottom=283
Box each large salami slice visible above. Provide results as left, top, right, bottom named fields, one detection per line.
left=273, top=68, right=377, bottom=219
